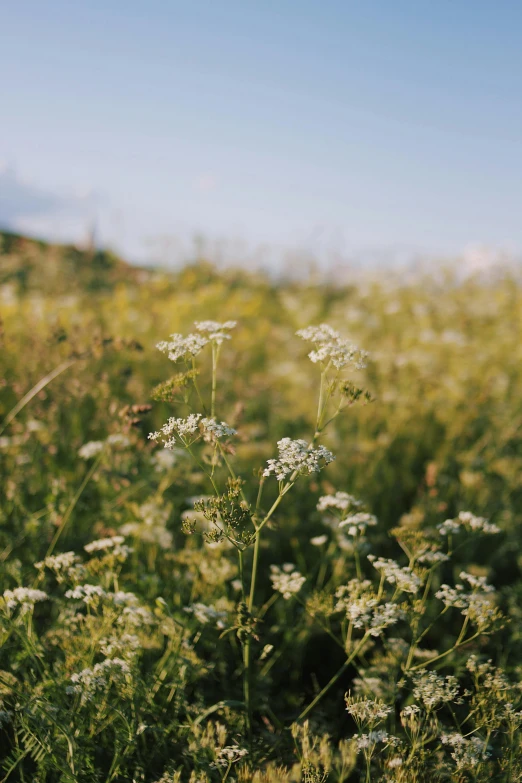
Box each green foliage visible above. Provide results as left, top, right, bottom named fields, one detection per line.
left=0, top=243, right=522, bottom=781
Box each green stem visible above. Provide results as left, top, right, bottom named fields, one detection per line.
left=0, top=358, right=76, bottom=436
left=297, top=633, right=370, bottom=721
left=43, top=448, right=105, bottom=564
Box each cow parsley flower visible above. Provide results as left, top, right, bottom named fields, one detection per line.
left=340, top=512, right=378, bottom=537
left=368, top=557, right=421, bottom=594
left=195, top=320, right=237, bottom=344
left=441, top=733, right=489, bottom=770
left=412, top=671, right=459, bottom=710
left=317, top=491, right=363, bottom=513
left=356, top=730, right=393, bottom=751
left=84, top=536, right=132, bottom=559
left=417, top=548, right=450, bottom=565
left=156, top=333, right=209, bottom=362
left=270, top=564, right=305, bottom=600
left=200, top=417, right=237, bottom=442
left=65, top=584, right=106, bottom=606
left=149, top=413, right=202, bottom=448
left=212, top=745, right=248, bottom=768
left=184, top=602, right=227, bottom=628
left=297, top=324, right=368, bottom=370
left=68, top=658, right=131, bottom=703
left=263, top=438, right=334, bottom=481
left=345, top=696, right=392, bottom=726
left=2, top=587, right=48, bottom=616
left=438, top=511, right=500, bottom=536
left=78, top=440, right=104, bottom=460
left=436, top=573, right=496, bottom=626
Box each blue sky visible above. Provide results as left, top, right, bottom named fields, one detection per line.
left=2, top=0, right=522, bottom=266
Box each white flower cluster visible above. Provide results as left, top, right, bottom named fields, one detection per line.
left=65, top=584, right=106, bottom=606
left=156, top=333, right=209, bottom=362
left=270, top=564, right=306, bottom=600
left=317, top=491, right=363, bottom=514
left=184, top=602, right=227, bottom=629
left=121, top=500, right=173, bottom=550
left=335, top=580, right=401, bottom=636
left=263, top=438, right=334, bottom=481
left=99, top=633, right=141, bottom=659
left=150, top=415, right=236, bottom=449
left=356, top=730, right=394, bottom=751
left=156, top=321, right=236, bottom=362
left=150, top=448, right=177, bottom=472
left=84, top=535, right=132, bottom=558
left=149, top=413, right=202, bottom=448
left=436, top=572, right=496, bottom=626
left=411, top=671, right=459, bottom=710
left=345, top=697, right=392, bottom=726
left=36, top=551, right=77, bottom=571
left=368, top=557, right=421, bottom=594
left=2, top=587, right=48, bottom=616
left=194, top=320, right=237, bottom=344
left=441, top=733, right=489, bottom=770
left=417, top=548, right=450, bottom=565
left=296, top=324, right=368, bottom=370
left=78, top=440, right=104, bottom=460
left=438, top=511, right=500, bottom=536
left=35, top=551, right=84, bottom=582
left=212, top=745, right=248, bottom=768
left=201, top=417, right=237, bottom=443
left=340, top=512, right=377, bottom=537
left=78, top=434, right=130, bottom=460
left=67, top=658, right=131, bottom=703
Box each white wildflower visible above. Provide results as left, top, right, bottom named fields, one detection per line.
left=106, top=433, right=131, bottom=449
left=194, top=320, right=237, bottom=345
left=412, top=671, right=459, bottom=710
left=68, top=658, right=131, bottom=703
left=148, top=413, right=202, bottom=448
left=369, top=603, right=401, bottom=636
left=310, top=534, right=328, bottom=546
left=339, top=512, right=377, bottom=537
left=184, top=602, right=227, bottom=629
left=438, top=511, right=500, bottom=536
left=35, top=551, right=80, bottom=578
left=121, top=501, right=173, bottom=550
left=84, top=536, right=132, bottom=558
left=150, top=448, right=177, bottom=472
left=417, top=549, right=450, bottom=565
left=441, top=733, right=489, bottom=770
left=156, top=333, right=208, bottom=362
left=212, top=744, right=248, bottom=768
left=368, top=557, right=421, bottom=594
left=78, top=441, right=104, bottom=460
left=200, top=417, right=237, bottom=442
left=356, top=730, right=391, bottom=750
left=65, top=584, right=106, bottom=606
left=297, top=324, right=368, bottom=370
left=345, top=696, right=392, bottom=725
left=99, top=633, right=141, bottom=658
left=263, top=438, right=334, bottom=481
left=2, top=587, right=48, bottom=616
left=317, top=492, right=363, bottom=513
left=270, top=564, right=305, bottom=600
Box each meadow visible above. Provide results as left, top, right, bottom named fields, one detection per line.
left=1, top=233, right=522, bottom=782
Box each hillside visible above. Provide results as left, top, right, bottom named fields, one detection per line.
left=0, top=229, right=148, bottom=295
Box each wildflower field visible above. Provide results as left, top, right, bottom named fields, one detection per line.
left=1, top=233, right=522, bottom=782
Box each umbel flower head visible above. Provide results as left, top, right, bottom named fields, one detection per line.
left=296, top=324, right=368, bottom=370
left=263, top=438, right=334, bottom=481
left=156, top=320, right=236, bottom=362
left=149, top=414, right=236, bottom=449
